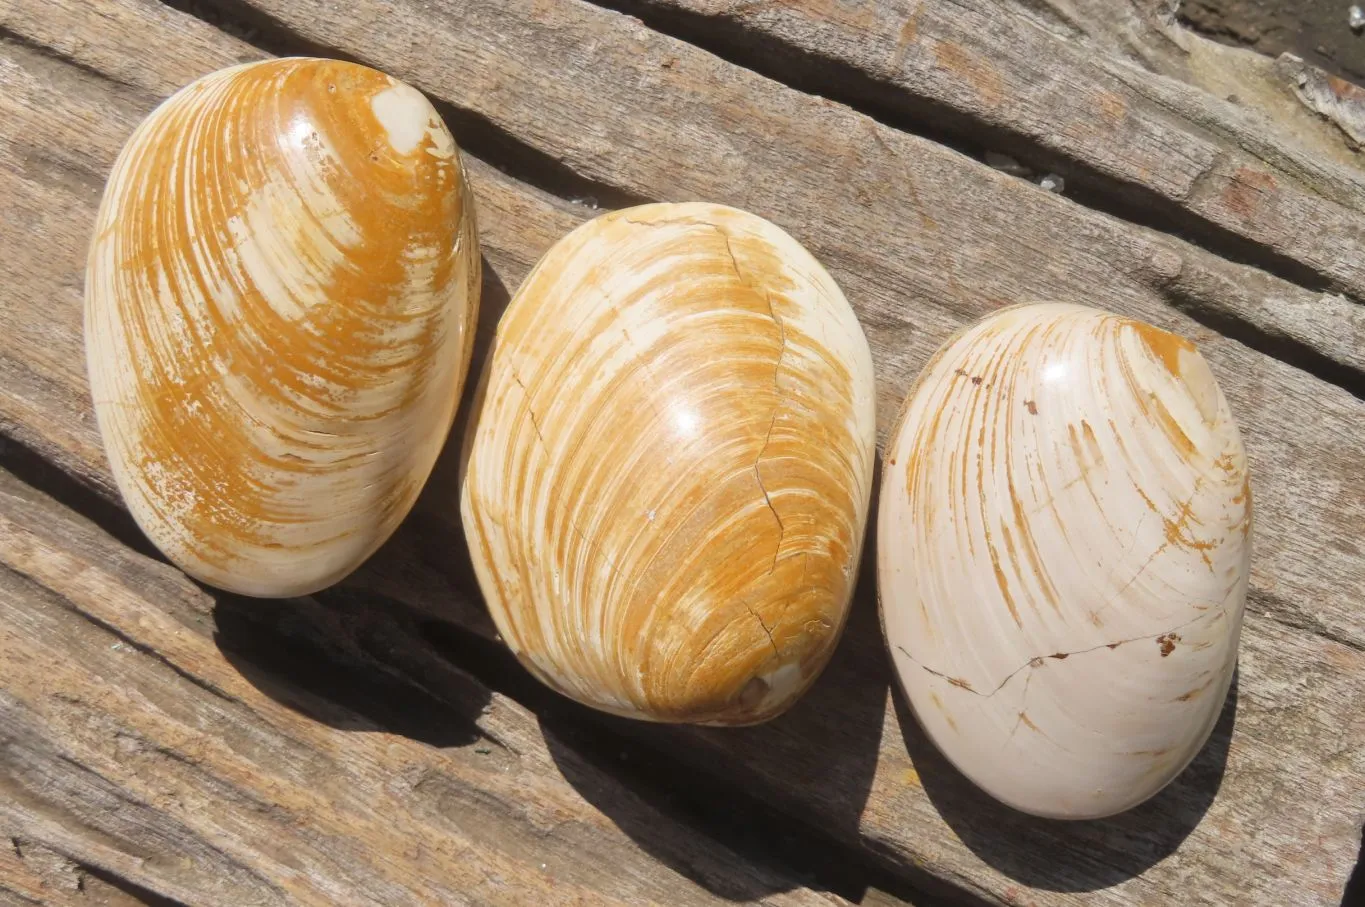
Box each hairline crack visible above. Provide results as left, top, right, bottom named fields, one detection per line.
left=895, top=604, right=1230, bottom=698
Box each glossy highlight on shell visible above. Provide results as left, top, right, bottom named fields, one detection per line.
left=461, top=203, right=877, bottom=725
left=879, top=303, right=1251, bottom=819
left=86, top=58, right=479, bottom=597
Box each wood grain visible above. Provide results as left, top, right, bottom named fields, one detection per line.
left=603, top=0, right=1365, bottom=302
left=0, top=0, right=1361, bottom=904
left=0, top=470, right=849, bottom=907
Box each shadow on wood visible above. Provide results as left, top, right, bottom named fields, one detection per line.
left=205, top=262, right=514, bottom=748
left=212, top=587, right=493, bottom=748
left=206, top=255, right=519, bottom=748
left=538, top=490, right=890, bottom=903
left=897, top=666, right=1238, bottom=892
left=202, top=254, right=879, bottom=901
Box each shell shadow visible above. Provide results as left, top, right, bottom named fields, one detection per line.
left=211, top=586, right=492, bottom=749
left=898, top=663, right=1239, bottom=893
left=403, top=252, right=510, bottom=530
left=538, top=459, right=892, bottom=902
left=301, top=256, right=869, bottom=902
left=346, top=252, right=512, bottom=629
left=206, top=253, right=519, bottom=749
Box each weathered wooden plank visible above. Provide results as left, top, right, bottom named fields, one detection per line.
left=595, top=0, right=1365, bottom=310
left=25, top=0, right=1365, bottom=663
left=0, top=464, right=853, bottom=907
left=1019, top=0, right=1365, bottom=173
left=0, top=24, right=853, bottom=895
left=0, top=0, right=1363, bottom=905
left=0, top=839, right=161, bottom=906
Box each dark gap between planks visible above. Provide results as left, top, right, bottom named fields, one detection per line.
left=1177, top=0, right=1365, bottom=85
left=159, top=0, right=1365, bottom=403
left=587, top=0, right=1338, bottom=295
left=158, top=0, right=648, bottom=211
left=0, top=433, right=157, bottom=562
left=3, top=836, right=191, bottom=907
left=81, top=863, right=192, bottom=907
left=0, top=25, right=150, bottom=100
left=584, top=0, right=1365, bottom=402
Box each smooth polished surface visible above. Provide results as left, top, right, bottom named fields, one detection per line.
left=86, top=58, right=479, bottom=597
left=880, top=303, right=1252, bottom=819
left=462, top=203, right=877, bottom=725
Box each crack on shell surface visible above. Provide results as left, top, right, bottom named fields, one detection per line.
left=893, top=604, right=1230, bottom=699
left=465, top=202, right=875, bottom=723
left=718, top=225, right=790, bottom=579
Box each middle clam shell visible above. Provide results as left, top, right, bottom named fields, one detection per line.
left=461, top=203, right=877, bottom=725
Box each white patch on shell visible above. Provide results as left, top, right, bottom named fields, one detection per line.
left=756, top=661, right=804, bottom=707
left=370, top=82, right=453, bottom=158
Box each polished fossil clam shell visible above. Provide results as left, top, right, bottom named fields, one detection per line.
left=880, top=303, right=1251, bottom=819
left=86, top=58, right=479, bottom=597
left=461, top=203, right=877, bottom=725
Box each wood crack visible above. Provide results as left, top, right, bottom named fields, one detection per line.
left=0, top=555, right=244, bottom=710
left=1246, top=592, right=1365, bottom=655
left=1153, top=279, right=1365, bottom=400
left=0, top=25, right=148, bottom=97
left=586, top=0, right=1365, bottom=326
left=27, top=751, right=284, bottom=904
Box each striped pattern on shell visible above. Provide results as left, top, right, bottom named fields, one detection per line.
left=461, top=203, right=877, bottom=725
left=879, top=303, right=1252, bottom=819
left=86, top=58, right=479, bottom=597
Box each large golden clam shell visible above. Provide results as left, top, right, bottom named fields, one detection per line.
left=461, top=203, right=877, bottom=725
left=86, top=58, right=479, bottom=597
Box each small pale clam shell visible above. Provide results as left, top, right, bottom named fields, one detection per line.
left=879, top=302, right=1251, bottom=819
left=461, top=203, right=877, bottom=725
left=86, top=58, right=479, bottom=597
